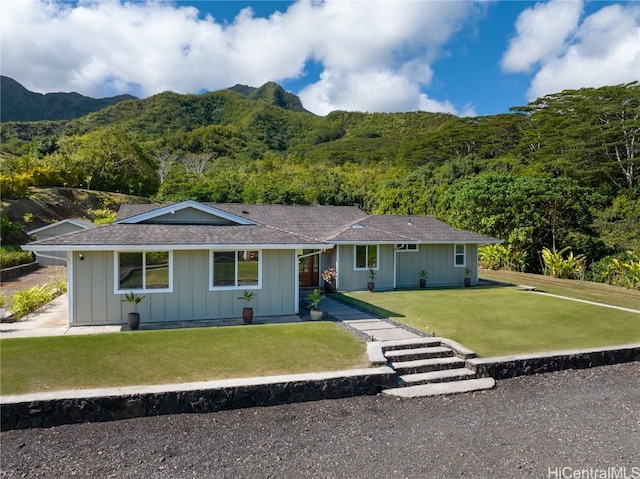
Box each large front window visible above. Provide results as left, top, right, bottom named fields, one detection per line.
left=210, top=250, right=260, bottom=289
left=116, top=251, right=171, bottom=293
left=355, top=244, right=378, bottom=270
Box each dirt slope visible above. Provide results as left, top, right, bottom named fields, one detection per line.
left=1, top=187, right=152, bottom=243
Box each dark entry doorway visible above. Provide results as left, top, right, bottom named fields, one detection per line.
left=299, top=250, right=319, bottom=287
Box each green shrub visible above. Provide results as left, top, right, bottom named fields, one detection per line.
left=541, top=247, right=586, bottom=280
left=588, top=251, right=640, bottom=290
left=0, top=250, right=34, bottom=268
left=87, top=208, right=117, bottom=225
left=11, top=285, right=56, bottom=318
left=0, top=213, right=24, bottom=244
left=0, top=172, right=31, bottom=199
left=479, top=244, right=526, bottom=272
left=10, top=276, right=66, bottom=319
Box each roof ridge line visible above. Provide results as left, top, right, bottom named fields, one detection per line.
left=324, top=214, right=369, bottom=241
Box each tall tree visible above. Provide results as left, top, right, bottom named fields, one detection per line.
left=513, top=83, right=640, bottom=192
left=439, top=174, right=597, bottom=270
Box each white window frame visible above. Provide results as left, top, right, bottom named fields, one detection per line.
left=114, top=250, right=173, bottom=294
left=209, top=249, right=262, bottom=291
left=454, top=244, right=466, bottom=267
left=396, top=243, right=418, bottom=252
left=354, top=244, right=379, bottom=271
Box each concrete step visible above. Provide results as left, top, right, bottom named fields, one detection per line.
left=385, top=346, right=453, bottom=362
left=381, top=337, right=441, bottom=351
left=390, top=356, right=466, bottom=375
left=399, top=368, right=476, bottom=386
left=383, top=378, right=496, bottom=398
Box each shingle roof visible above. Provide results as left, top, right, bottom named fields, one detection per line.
left=211, top=204, right=367, bottom=242
left=27, top=224, right=317, bottom=247
left=25, top=202, right=499, bottom=249
left=330, top=215, right=499, bottom=243
left=116, top=204, right=164, bottom=221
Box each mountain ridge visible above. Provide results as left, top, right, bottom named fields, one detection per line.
left=1, top=76, right=137, bottom=122
left=1, top=76, right=311, bottom=122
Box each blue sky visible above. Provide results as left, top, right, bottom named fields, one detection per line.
left=2, top=1, right=639, bottom=117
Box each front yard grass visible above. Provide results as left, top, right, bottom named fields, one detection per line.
left=0, top=322, right=368, bottom=396
left=339, top=285, right=640, bottom=358
left=479, top=269, right=640, bottom=310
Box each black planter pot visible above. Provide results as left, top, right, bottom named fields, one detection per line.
left=127, top=312, right=140, bottom=330
left=324, top=281, right=335, bottom=294
left=419, top=278, right=427, bottom=288
left=464, top=278, right=471, bottom=287
left=242, top=307, right=254, bottom=324
left=367, top=281, right=375, bottom=292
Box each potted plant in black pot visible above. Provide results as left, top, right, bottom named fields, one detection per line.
left=464, top=267, right=472, bottom=287
left=419, top=269, right=428, bottom=288
left=306, top=288, right=324, bottom=320
left=322, top=267, right=337, bottom=294
left=367, top=269, right=376, bottom=292
left=238, top=290, right=255, bottom=324
left=122, top=292, right=145, bottom=330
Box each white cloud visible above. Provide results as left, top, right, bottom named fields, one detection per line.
left=502, top=1, right=640, bottom=101
left=299, top=68, right=457, bottom=115
left=501, top=0, right=583, bottom=73
left=0, top=0, right=478, bottom=115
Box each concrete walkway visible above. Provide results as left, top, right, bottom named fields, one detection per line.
left=320, top=296, right=425, bottom=341
left=532, top=291, right=640, bottom=314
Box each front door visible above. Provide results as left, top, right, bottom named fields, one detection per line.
left=299, top=251, right=319, bottom=287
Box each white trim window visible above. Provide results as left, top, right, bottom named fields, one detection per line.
left=210, top=250, right=261, bottom=290
left=396, top=243, right=418, bottom=252
left=115, top=251, right=173, bottom=293
left=355, top=244, right=379, bottom=270
left=454, top=244, right=466, bottom=267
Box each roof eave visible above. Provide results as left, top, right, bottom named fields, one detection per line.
left=22, top=242, right=334, bottom=252
left=27, top=219, right=94, bottom=235
left=332, top=239, right=503, bottom=245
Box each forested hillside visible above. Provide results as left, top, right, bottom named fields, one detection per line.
left=1, top=81, right=638, bottom=280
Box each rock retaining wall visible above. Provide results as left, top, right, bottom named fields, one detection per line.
left=0, top=262, right=39, bottom=282
left=468, top=344, right=640, bottom=380
left=1, top=368, right=396, bottom=431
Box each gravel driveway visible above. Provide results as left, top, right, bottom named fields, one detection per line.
left=2, top=362, right=638, bottom=478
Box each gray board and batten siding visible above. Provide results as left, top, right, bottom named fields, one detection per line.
left=71, top=249, right=296, bottom=326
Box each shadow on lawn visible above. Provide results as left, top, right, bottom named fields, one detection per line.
left=332, top=293, right=405, bottom=318
left=334, top=280, right=517, bottom=320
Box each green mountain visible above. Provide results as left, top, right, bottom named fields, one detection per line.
left=1, top=81, right=638, bottom=276
left=0, top=76, right=137, bottom=122
left=228, top=82, right=310, bottom=113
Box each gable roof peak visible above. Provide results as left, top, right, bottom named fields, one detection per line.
left=116, top=200, right=258, bottom=226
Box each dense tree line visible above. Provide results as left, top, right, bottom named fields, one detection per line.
left=1, top=82, right=638, bottom=279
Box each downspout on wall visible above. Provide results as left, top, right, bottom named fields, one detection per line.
left=31, top=251, right=73, bottom=326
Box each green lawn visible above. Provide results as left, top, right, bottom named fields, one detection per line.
left=339, top=284, right=640, bottom=357
left=480, top=269, right=640, bottom=310
left=0, top=322, right=368, bottom=396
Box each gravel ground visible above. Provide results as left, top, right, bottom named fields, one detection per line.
left=2, top=362, right=638, bottom=479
